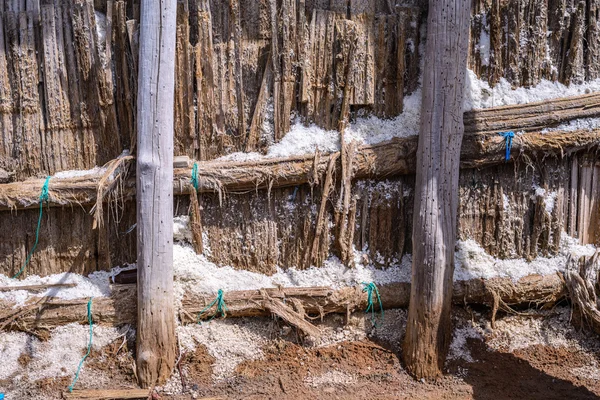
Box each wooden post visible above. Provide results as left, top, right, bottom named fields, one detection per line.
left=136, top=0, right=177, bottom=388
left=402, top=0, right=472, bottom=380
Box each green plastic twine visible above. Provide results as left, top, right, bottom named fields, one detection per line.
left=13, top=176, right=51, bottom=279
left=191, top=162, right=199, bottom=190
left=362, top=282, right=384, bottom=326
left=197, top=289, right=228, bottom=323
left=68, top=297, right=94, bottom=392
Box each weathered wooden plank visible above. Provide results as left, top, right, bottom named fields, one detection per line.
left=114, top=1, right=136, bottom=151
left=62, top=389, right=151, bottom=400
left=3, top=127, right=599, bottom=212
left=136, top=0, right=178, bottom=386
left=0, top=274, right=567, bottom=331
left=245, top=53, right=272, bottom=152
left=194, top=0, right=219, bottom=160
left=175, top=0, right=196, bottom=157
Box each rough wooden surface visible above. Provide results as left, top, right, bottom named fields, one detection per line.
left=136, top=0, right=177, bottom=387
left=403, top=0, right=471, bottom=379
left=62, top=389, right=151, bottom=399
left=2, top=127, right=599, bottom=211
left=0, top=283, right=76, bottom=292
left=0, top=275, right=566, bottom=332
left=2, top=0, right=599, bottom=179
left=1, top=136, right=598, bottom=276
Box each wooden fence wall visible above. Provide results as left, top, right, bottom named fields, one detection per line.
left=0, top=0, right=599, bottom=276
left=1, top=0, right=599, bottom=180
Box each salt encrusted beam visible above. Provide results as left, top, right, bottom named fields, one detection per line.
left=463, top=92, right=600, bottom=134
left=179, top=128, right=600, bottom=192
left=0, top=274, right=565, bottom=332
left=1, top=128, right=599, bottom=210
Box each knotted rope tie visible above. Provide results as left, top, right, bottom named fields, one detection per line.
left=197, top=289, right=228, bottom=323
left=13, top=176, right=51, bottom=279
left=499, top=131, right=515, bottom=161
left=362, top=282, right=384, bottom=326
left=68, top=297, right=94, bottom=392
left=191, top=162, right=199, bottom=190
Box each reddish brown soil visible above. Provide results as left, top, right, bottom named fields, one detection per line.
left=169, top=338, right=600, bottom=400
left=446, top=339, right=600, bottom=400
left=25, top=316, right=600, bottom=400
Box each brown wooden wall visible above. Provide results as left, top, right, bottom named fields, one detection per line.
left=2, top=154, right=598, bottom=277
left=2, top=0, right=600, bottom=181
left=1, top=0, right=600, bottom=277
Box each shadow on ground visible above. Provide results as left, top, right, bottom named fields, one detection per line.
left=458, top=339, right=599, bottom=400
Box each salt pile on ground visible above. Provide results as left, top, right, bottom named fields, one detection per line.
left=218, top=90, right=422, bottom=162
left=0, top=323, right=126, bottom=384
left=174, top=242, right=411, bottom=297
left=484, top=308, right=600, bottom=353
left=177, top=318, right=269, bottom=381
left=447, top=322, right=484, bottom=363
left=0, top=332, right=29, bottom=380
left=52, top=166, right=106, bottom=179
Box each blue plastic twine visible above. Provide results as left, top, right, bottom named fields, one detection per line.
left=191, top=162, right=199, bottom=190
left=362, top=282, right=384, bottom=326
left=68, top=297, right=94, bottom=392
left=499, top=131, right=515, bottom=161
left=13, top=176, right=51, bottom=279
left=197, top=289, right=228, bottom=323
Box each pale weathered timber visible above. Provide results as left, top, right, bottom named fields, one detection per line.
left=136, top=0, right=177, bottom=387
left=261, top=295, right=322, bottom=338
left=403, top=0, right=472, bottom=380
left=463, top=92, right=600, bottom=135
left=0, top=275, right=566, bottom=331
left=61, top=389, right=151, bottom=399
left=62, top=391, right=223, bottom=400
left=2, top=128, right=600, bottom=211
left=0, top=283, right=76, bottom=292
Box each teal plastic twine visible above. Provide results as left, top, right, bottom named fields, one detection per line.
left=13, top=176, right=51, bottom=279
left=362, top=282, right=384, bottom=326
left=68, top=297, right=94, bottom=392
left=499, top=131, right=515, bottom=161
left=191, top=162, right=199, bottom=190
left=197, top=289, right=228, bottom=323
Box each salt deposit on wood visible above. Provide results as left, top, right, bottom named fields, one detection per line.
left=465, top=70, right=600, bottom=110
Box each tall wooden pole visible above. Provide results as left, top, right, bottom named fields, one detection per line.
left=402, top=0, right=472, bottom=379
left=136, top=0, right=177, bottom=387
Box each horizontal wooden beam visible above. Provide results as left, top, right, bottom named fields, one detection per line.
left=0, top=274, right=566, bottom=331
left=463, top=92, right=600, bottom=134
left=2, top=88, right=600, bottom=211
left=2, top=127, right=597, bottom=211
left=62, top=389, right=152, bottom=400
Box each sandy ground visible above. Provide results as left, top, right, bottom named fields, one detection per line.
left=2, top=306, right=600, bottom=400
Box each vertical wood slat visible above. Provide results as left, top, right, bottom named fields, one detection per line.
left=175, top=0, right=195, bottom=157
